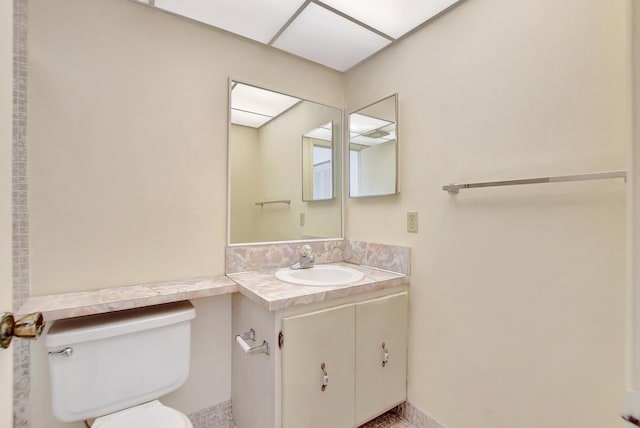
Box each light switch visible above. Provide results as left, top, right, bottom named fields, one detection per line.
left=407, top=211, right=418, bottom=233
left=300, top=213, right=305, bottom=226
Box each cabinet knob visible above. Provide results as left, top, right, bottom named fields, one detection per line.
left=382, top=342, right=389, bottom=367
left=321, top=362, right=329, bottom=391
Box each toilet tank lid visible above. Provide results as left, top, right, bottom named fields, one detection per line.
left=45, top=301, right=196, bottom=348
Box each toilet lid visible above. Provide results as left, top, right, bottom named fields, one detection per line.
left=92, top=401, right=193, bottom=428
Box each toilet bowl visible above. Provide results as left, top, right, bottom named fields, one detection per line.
left=46, top=301, right=196, bottom=426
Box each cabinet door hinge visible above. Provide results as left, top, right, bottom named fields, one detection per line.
left=278, top=331, right=284, bottom=349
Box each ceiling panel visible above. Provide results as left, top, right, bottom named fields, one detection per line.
left=154, top=0, right=306, bottom=43
left=349, top=113, right=392, bottom=135
left=351, top=135, right=392, bottom=146
left=320, top=0, right=461, bottom=39
left=232, top=83, right=301, bottom=117
left=231, top=109, right=272, bottom=128
left=305, top=127, right=333, bottom=141
left=272, top=2, right=391, bottom=72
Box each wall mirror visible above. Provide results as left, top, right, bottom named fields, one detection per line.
left=228, top=80, right=342, bottom=244
left=349, top=94, right=398, bottom=198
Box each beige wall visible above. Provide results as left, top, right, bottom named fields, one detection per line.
left=230, top=125, right=260, bottom=243
left=358, top=140, right=396, bottom=196
left=632, top=0, right=640, bottom=393
left=27, top=0, right=341, bottom=295
left=345, top=0, right=629, bottom=427
left=1, top=0, right=13, bottom=426
left=26, top=0, right=342, bottom=425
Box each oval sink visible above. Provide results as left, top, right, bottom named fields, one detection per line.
left=275, top=265, right=365, bottom=287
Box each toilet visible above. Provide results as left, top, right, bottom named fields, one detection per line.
left=45, top=301, right=196, bottom=427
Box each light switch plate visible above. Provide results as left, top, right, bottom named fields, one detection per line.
left=300, top=213, right=305, bottom=226
left=407, top=211, right=418, bottom=233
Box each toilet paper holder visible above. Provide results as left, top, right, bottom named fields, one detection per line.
left=235, top=328, right=270, bottom=356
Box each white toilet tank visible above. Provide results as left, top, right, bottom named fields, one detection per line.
left=46, top=301, right=196, bottom=423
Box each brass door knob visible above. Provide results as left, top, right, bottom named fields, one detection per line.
left=0, top=313, right=14, bottom=349
left=14, top=312, right=44, bottom=339
left=0, top=312, right=45, bottom=349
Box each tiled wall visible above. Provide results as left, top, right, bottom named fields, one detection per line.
left=226, top=240, right=344, bottom=274
left=344, top=240, right=410, bottom=275
left=12, top=0, right=30, bottom=426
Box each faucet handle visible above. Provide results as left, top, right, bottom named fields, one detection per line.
left=300, top=244, right=312, bottom=257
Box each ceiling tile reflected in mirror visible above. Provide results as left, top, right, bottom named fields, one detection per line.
left=140, top=0, right=463, bottom=71
left=231, top=83, right=301, bottom=128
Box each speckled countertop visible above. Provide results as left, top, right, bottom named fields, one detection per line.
left=229, top=262, right=409, bottom=311
left=17, top=276, right=238, bottom=321
left=17, top=263, right=408, bottom=320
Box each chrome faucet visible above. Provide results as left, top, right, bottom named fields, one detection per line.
left=291, top=244, right=315, bottom=269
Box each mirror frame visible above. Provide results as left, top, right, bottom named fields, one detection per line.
left=226, top=77, right=345, bottom=246
left=348, top=93, right=399, bottom=198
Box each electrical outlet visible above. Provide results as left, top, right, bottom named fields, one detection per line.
left=299, top=213, right=305, bottom=226
left=407, top=211, right=418, bottom=233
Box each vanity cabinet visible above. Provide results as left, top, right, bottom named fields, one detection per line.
left=232, top=289, right=408, bottom=428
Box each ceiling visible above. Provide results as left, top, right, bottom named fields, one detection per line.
left=142, top=0, right=462, bottom=71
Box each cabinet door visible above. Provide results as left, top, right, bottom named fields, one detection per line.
left=355, top=292, right=408, bottom=425
left=282, top=304, right=355, bottom=428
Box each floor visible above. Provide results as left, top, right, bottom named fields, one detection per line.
left=359, top=410, right=415, bottom=427
left=216, top=409, right=415, bottom=428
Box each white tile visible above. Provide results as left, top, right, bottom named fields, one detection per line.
left=231, top=109, right=272, bottom=128
left=320, top=0, right=461, bottom=39
left=155, top=0, right=306, bottom=43
left=232, top=83, right=300, bottom=118
left=272, top=2, right=391, bottom=71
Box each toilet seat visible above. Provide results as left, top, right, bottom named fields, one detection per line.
left=92, top=400, right=193, bottom=428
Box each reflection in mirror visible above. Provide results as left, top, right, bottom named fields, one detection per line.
left=302, top=122, right=333, bottom=202
left=228, top=81, right=342, bottom=244
left=349, top=94, right=398, bottom=198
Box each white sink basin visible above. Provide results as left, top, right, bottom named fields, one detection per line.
left=275, top=265, right=365, bottom=287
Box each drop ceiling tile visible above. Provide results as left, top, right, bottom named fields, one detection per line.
left=349, top=113, right=392, bottom=134
left=351, top=135, right=390, bottom=146
left=305, top=127, right=333, bottom=141
left=232, top=83, right=301, bottom=117
left=272, top=2, right=391, bottom=71
left=154, top=0, right=306, bottom=43
left=320, top=0, right=461, bottom=39
left=231, top=109, right=272, bottom=128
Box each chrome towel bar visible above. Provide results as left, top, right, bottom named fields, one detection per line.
left=255, top=199, right=291, bottom=207
left=443, top=170, right=626, bottom=194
